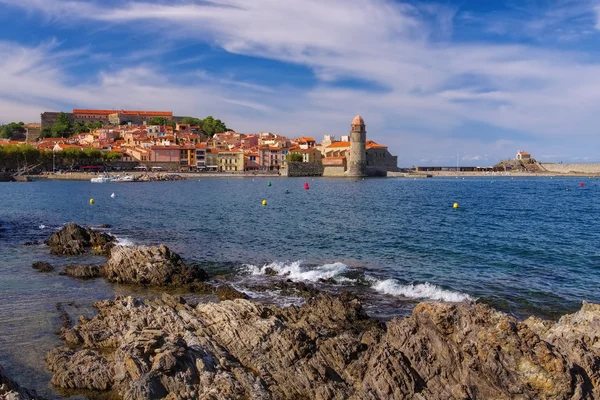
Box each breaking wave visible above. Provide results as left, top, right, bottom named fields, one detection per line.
left=243, top=261, right=473, bottom=303
left=115, top=236, right=135, bottom=246
left=244, top=261, right=351, bottom=282
left=371, top=279, right=473, bottom=302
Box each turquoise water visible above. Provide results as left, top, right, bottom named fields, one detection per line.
left=1, top=176, right=600, bottom=396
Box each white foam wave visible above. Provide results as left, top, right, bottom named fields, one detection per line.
left=372, top=279, right=473, bottom=302
left=115, top=236, right=135, bottom=246
left=245, top=261, right=350, bottom=282
left=39, top=224, right=46, bottom=229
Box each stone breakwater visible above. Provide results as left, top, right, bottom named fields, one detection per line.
left=44, top=292, right=600, bottom=400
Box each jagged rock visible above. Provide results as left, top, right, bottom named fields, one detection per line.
left=45, top=223, right=115, bottom=256
left=61, top=265, right=103, bottom=280
left=525, top=301, right=600, bottom=398
left=31, top=261, right=53, bottom=273
left=22, top=241, right=41, bottom=246
left=46, top=294, right=600, bottom=400
left=103, top=245, right=208, bottom=286
left=46, top=348, right=114, bottom=391
left=0, top=363, right=46, bottom=400
left=189, top=281, right=248, bottom=301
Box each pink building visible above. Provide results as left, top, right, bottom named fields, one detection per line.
left=150, top=146, right=181, bottom=162
left=241, top=134, right=259, bottom=148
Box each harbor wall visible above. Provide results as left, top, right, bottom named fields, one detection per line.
left=284, top=162, right=323, bottom=177
left=539, top=163, right=600, bottom=174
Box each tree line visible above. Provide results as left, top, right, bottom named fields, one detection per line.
left=147, top=115, right=228, bottom=137
left=3, top=113, right=229, bottom=140
left=0, top=144, right=122, bottom=171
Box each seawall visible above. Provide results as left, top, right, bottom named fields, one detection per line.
left=539, top=163, right=600, bottom=174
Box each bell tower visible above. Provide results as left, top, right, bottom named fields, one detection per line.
left=347, top=115, right=367, bottom=176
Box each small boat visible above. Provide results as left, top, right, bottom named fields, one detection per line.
left=113, top=175, right=135, bottom=183
left=91, top=175, right=113, bottom=183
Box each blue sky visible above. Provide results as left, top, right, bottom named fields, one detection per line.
left=1, top=0, right=600, bottom=166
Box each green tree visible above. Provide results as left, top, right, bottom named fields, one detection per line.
left=201, top=116, right=227, bottom=138
left=0, top=144, right=41, bottom=170
left=180, top=117, right=203, bottom=126
left=101, top=151, right=122, bottom=161
left=61, top=148, right=82, bottom=169
left=50, top=112, right=74, bottom=138
left=286, top=152, right=304, bottom=163
left=0, top=122, right=26, bottom=139
left=39, top=127, right=52, bottom=139
left=148, top=116, right=175, bottom=127
left=82, top=148, right=101, bottom=161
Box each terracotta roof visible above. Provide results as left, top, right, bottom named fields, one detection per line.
left=518, top=151, right=531, bottom=156
left=326, top=141, right=350, bottom=148
left=366, top=140, right=387, bottom=150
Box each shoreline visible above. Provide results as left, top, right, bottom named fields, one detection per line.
left=23, top=170, right=600, bottom=181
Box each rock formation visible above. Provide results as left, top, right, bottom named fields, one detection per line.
left=103, top=245, right=208, bottom=286
left=46, top=223, right=115, bottom=256
left=0, top=364, right=45, bottom=400
left=61, top=265, right=103, bottom=280
left=47, top=293, right=600, bottom=400
left=31, top=261, right=53, bottom=273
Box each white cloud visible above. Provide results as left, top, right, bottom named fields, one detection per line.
left=2, top=0, right=600, bottom=164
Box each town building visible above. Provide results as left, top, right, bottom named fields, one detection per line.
left=218, top=149, right=244, bottom=172
left=195, top=143, right=207, bottom=170
left=516, top=150, right=531, bottom=160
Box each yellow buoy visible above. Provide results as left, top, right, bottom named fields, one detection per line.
left=262, top=200, right=267, bottom=206
left=89, top=198, right=95, bottom=205
left=453, top=202, right=459, bottom=209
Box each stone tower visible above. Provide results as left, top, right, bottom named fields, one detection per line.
left=347, top=115, right=367, bottom=176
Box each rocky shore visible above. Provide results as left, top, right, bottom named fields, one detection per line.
left=44, top=293, right=600, bottom=400
left=7, top=223, right=600, bottom=399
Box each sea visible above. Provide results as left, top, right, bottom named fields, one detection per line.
left=1, top=176, right=599, bottom=397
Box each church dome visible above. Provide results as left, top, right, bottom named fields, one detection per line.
left=351, top=115, right=364, bottom=126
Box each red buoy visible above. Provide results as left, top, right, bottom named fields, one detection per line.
left=580, top=182, right=584, bottom=187
left=304, top=182, right=309, bottom=190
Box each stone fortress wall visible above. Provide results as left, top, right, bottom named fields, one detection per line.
left=284, top=162, right=324, bottom=177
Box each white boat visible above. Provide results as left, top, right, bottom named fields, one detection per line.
left=91, top=175, right=113, bottom=183
left=113, top=175, right=135, bottom=183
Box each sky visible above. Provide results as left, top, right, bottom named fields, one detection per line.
left=1, top=0, right=600, bottom=166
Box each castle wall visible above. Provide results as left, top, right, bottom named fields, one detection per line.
left=41, top=112, right=73, bottom=131
left=322, top=165, right=347, bottom=177
left=284, top=162, right=324, bottom=177
left=366, top=149, right=399, bottom=172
